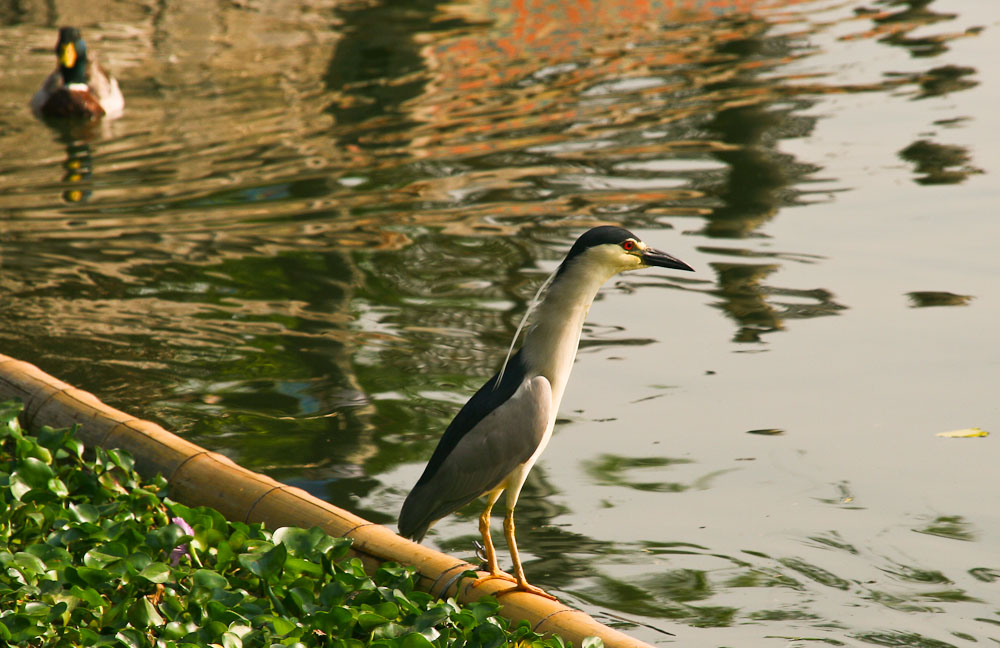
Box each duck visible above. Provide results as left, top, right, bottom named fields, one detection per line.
left=31, top=27, right=124, bottom=120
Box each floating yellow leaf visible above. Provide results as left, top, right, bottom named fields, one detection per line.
left=935, top=427, right=988, bottom=438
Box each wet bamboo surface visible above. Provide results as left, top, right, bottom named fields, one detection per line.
left=0, top=353, right=656, bottom=648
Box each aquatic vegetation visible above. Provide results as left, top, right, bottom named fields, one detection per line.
left=0, top=400, right=586, bottom=648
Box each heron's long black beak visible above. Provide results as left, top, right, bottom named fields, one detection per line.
left=642, top=248, right=694, bottom=272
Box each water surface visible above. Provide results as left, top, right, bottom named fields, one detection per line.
left=2, top=0, right=999, bottom=645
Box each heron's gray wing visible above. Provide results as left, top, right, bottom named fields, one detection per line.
left=398, top=375, right=551, bottom=540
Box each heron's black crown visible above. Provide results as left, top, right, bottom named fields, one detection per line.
left=556, top=226, right=637, bottom=277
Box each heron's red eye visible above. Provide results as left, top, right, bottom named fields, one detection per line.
left=622, top=239, right=636, bottom=251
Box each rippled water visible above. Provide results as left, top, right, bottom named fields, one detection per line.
left=3, top=0, right=1000, bottom=645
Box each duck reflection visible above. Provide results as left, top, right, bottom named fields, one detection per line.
left=59, top=135, right=94, bottom=204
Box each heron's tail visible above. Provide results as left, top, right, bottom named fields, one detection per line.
left=398, top=485, right=434, bottom=541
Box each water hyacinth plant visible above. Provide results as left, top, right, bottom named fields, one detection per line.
left=0, top=400, right=592, bottom=648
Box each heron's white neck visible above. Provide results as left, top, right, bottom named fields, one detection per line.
left=521, top=259, right=620, bottom=410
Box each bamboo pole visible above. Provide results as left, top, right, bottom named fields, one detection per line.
left=0, top=354, right=657, bottom=648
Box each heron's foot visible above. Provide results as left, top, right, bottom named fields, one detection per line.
left=471, top=570, right=517, bottom=588
left=498, top=579, right=558, bottom=601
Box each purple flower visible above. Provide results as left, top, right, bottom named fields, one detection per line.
left=170, top=516, right=195, bottom=566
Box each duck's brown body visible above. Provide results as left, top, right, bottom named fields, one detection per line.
left=31, top=27, right=123, bottom=120
left=34, top=81, right=107, bottom=119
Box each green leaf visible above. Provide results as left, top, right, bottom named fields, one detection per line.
left=116, top=628, right=146, bottom=648
left=390, top=588, right=420, bottom=615
left=227, top=528, right=249, bottom=553
left=319, top=606, right=354, bottom=633
left=8, top=473, right=31, bottom=500
left=127, top=552, right=153, bottom=573
left=471, top=622, right=506, bottom=648
left=193, top=568, right=229, bottom=590
left=0, top=614, right=42, bottom=644
left=146, top=523, right=192, bottom=552
left=211, top=588, right=245, bottom=608
left=374, top=621, right=407, bottom=640
left=203, top=620, right=229, bottom=641
left=358, top=612, right=389, bottom=631
left=376, top=601, right=400, bottom=619
left=23, top=601, right=51, bottom=618
left=162, top=621, right=189, bottom=640
left=13, top=551, right=48, bottom=577
left=47, top=476, right=69, bottom=497
left=215, top=538, right=235, bottom=570
left=25, top=543, right=72, bottom=569
left=64, top=437, right=84, bottom=460
left=128, top=597, right=164, bottom=628
left=66, top=565, right=111, bottom=587
left=35, top=425, right=68, bottom=450
left=0, top=399, right=23, bottom=427
left=15, top=457, right=54, bottom=488
left=19, top=439, right=52, bottom=465
left=84, top=542, right=128, bottom=568
left=286, top=586, right=316, bottom=615
left=376, top=563, right=414, bottom=589
left=582, top=637, right=605, bottom=648
left=401, top=632, right=436, bottom=648
left=106, top=448, right=135, bottom=473
left=271, top=616, right=296, bottom=635
left=46, top=600, right=69, bottom=624
left=274, top=526, right=339, bottom=560
left=221, top=631, right=243, bottom=648
left=69, top=502, right=99, bottom=523
left=238, top=543, right=287, bottom=581
left=68, top=585, right=105, bottom=607
left=139, top=561, right=171, bottom=583
left=414, top=606, right=449, bottom=632
left=206, top=600, right=248, bottom=627
left=284, top=556, right=323, bottom=578
left=101, top=598, right=128, bottom=627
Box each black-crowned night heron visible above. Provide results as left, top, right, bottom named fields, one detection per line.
left=398, top=226, right=693, bottom=598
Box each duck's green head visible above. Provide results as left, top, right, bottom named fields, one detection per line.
left=56, top=27, right=88, bottom=85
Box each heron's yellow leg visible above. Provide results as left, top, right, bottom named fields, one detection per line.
left=501, top=510, right=556, bottom=600
left=472, top=491, right=516, bottom=586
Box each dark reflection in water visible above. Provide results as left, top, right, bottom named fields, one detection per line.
left=915, top=515, right=976, bottom=542
left=906, top=291, right=973, bottom=308
left=899, top=139, right=981, bottom=185
left=323, top=0, right=432, bottom=138
left=914, top=64, right=978, bottom=98
left=708, top=262, right=845, bottom=343
left=869, top=0, right=982, bottom=58
left=60, top=138, right=94, bottom=204
left=585, top=455, right=694, bottom=493
left=698, top=24, right=816, bottom=240
left=1, top=0, right=996, bottom=645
